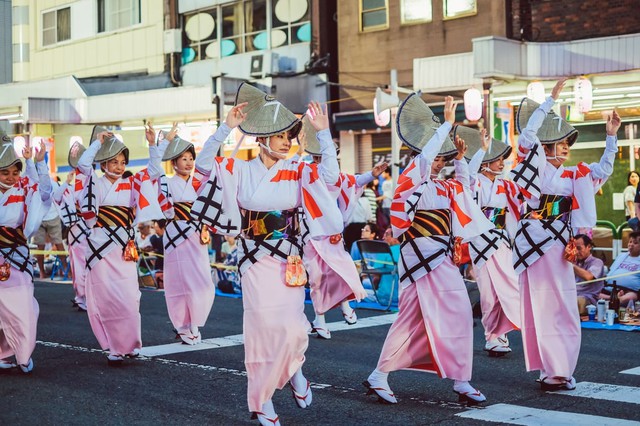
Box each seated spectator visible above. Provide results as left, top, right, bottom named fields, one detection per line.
left=572, top=234, right=605, bottom=315
left=344, top=192, right=374, bottom=252
left=350, top=223, right=379, bottom=262
left=599, top=231, right=640, bottom=305
left=34, top=177, right=67, bottom=278
left=218, top=237, right=241, bottom=294
left=135, top=221, right=155, bottom=252
left=147, top=219, right=166, bottom=288
left=382, top=227, right=400, bottom=263
left=220, top=235, right=237, bottom=260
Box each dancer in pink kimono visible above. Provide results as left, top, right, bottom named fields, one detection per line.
left=455, top=126, right=522, bottom=356
left=191, top=84, right=341, bottom=426
left=145, top=106, right=246, bottom=344
left=77, top=128, right=162, bottom=365
left=511, top=78, right=621, bottom=389
left=295, top=117, right=384, bottom=339
left=0, top=133, right=52, bottom=373
left=365, top=95, right=493, bottom=405
left=53, top=142, right=89, bottom=311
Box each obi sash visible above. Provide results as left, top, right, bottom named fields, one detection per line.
left=172, top=202, right=193, bottom=221
left=482, top=206, right=507, bottom=229
left=523, top=194, right=572, bottom=222
left=241, top=209, right=299, bottom=241
left=400, top=208, right=451, bottom=243
left=0, top=226, right=27, bottom=249
left=95, top=206, right=134, bottom=229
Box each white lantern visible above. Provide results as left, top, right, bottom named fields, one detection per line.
left=574, top=77, right=593, bottom=113
left=13, top=136, right=26, bottom=157
left=69, top=136, right=83, bottom=150
left=464, top=88, right=482, bottom=121
left=527, top=81, right=546, bottom=103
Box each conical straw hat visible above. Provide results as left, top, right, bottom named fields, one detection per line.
left=67, top=141, right=86, bottom=169
left=454, top=125, right=512, bottom=163
left=0, top=135, right=21, bottom=171
left=516, top=97, right=578, bottom=146
left=235, top=82, right=302, bottom=138
left=299, top=115, right=339, bottom=156
left=91, top=125, right=129, bottom=164
left=396, top=92, right=456, bottom=160
left=161, top=133, right=196, bottom=161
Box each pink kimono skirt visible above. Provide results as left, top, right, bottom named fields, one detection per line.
left=377, top=258, right=473, bottom=381
left=476, top=244, right=521, bottom=340
left=0, top=261, right=39, bottom=365
left=520, top=243, right=580, bottom=378
left=242, top=255, right=308, bottom=412
left=305, top=237, right=362, bottom=314
left=86, top=248, right=142, bottom=356
left=68, top=235, right=88, bottom=305
left=164, top=231, right=215, bottom=333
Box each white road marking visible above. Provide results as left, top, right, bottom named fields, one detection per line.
left=548, top=382, right=640, bottom=405
left=456, top=403, right=640, bottom=425
left=621, top=366, right=640, bottom=376
left=139, top=313, right=398, bottom=357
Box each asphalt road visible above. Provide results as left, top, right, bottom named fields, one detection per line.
left=1, top=280, right=639, bottom=425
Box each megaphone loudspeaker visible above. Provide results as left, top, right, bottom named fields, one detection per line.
left=375, top=87, right=399, bottom=113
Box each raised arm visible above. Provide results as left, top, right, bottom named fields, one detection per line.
left=195, top=103, right=247, bottom=175
left=78, top=131, right=111, bottom=176
left=307, top=101, right=339, bottom=184
left=589, top=110, right=621, bottom=181
left=146, top=122, right=169, bottom=180
left=34, top=140, right=52, bottom=202
left=420, top=96, right=456, bottom=162
left=452, top=134, right=471, bottom=188
left=519, top=78, right=567, bottom=150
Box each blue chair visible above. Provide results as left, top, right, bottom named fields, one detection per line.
left=356, top=240, right=399, bottom=310
left=50, top=255, right=70, bottom=280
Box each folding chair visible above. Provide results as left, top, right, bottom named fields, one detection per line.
left=50, top=255, right=70, bottom=280
left=356, top=239, right=399, bottom=310
left=137, top=254, right=159, bottom=288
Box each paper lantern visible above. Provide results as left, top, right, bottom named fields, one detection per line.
left=574, top=77, right=593, bottom=113
left=527, top=81, right=546, bottom=103
left=373, top=98, right=391, bottom=127
left=464, top=88, right=482, bottom=121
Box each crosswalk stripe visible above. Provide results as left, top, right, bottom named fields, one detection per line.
left=139, top=313, right=398, bottom=357
left=621, top=367, right=640, bottom=376
left=549, top=382, right=640, bottom=405
left=456, top=403, right=640, bottom=425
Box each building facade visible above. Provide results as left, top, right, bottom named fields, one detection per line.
left=335, top=0, right=640, bottom=224
left=0, top=0, right=333, bottom=172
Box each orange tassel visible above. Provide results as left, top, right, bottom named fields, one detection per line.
left=200, top=227, right=211, bottom=245
left=123, top=240, right=139, bottom=262
left=0, top=262, right=10, bottom=281
left=563, top=237, right=577, bottom=263
left=453, top=237, right=471, bottom=266
left=329, top=234, right=342, bottom=245
left=285, top=255, right=307, bottom=287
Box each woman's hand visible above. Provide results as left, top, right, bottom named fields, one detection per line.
left=551, top=78, right=568, bottom=100
left=307, top=101, right=329, bottom=131
left=145, top=122, right=156, bottom=146
left=454, top=135, right=467, bottom=160
left=443, top=96, right=458, bottom=125
left=66, top=172, right=75, bottom=185
left=22, top=140, right=32, bottom=160
left=606, top=110, right=622, bottom=136
left=34, top=140, right=46, bottom=163
left=225, top=102, right=248, bottom=128
left=480, top=129, right=490, bottom=152
left=371, top=161, right=389, bottom=177
left=165, top=122, right=179, bottom=142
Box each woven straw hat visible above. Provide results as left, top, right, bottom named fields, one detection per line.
left=161, top=133, right=196, bottom=161
left=300, top=115, right=339, bottom=156
left=454, top=125, right=512, bottom=163
left=235, top=82, right=302, bottom=138
left=68, top=141, right=86, bottom=169
left=0, top=135, right=21, bottom=171
left=396, top=92, right=456, bottom=160
left=516, top=97, right=578, bottom=146
left=91, top=125, right=129, bottom=164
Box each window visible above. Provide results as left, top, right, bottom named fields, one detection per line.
left=221, top=0, right=266, bottom=56
left=360, top=0, right=388, bottom=32
left=181, top=0, right=311, bottom=64
left=443, top=0, right=477, bottom=20
left=42, top=7, right=70, bottom=46
left=401, top=0, right=432, bottom=25
left=98, top=0, right=141, bottom=33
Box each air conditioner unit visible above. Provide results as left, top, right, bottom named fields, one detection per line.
left=249, top=53, right=280, bottom=78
